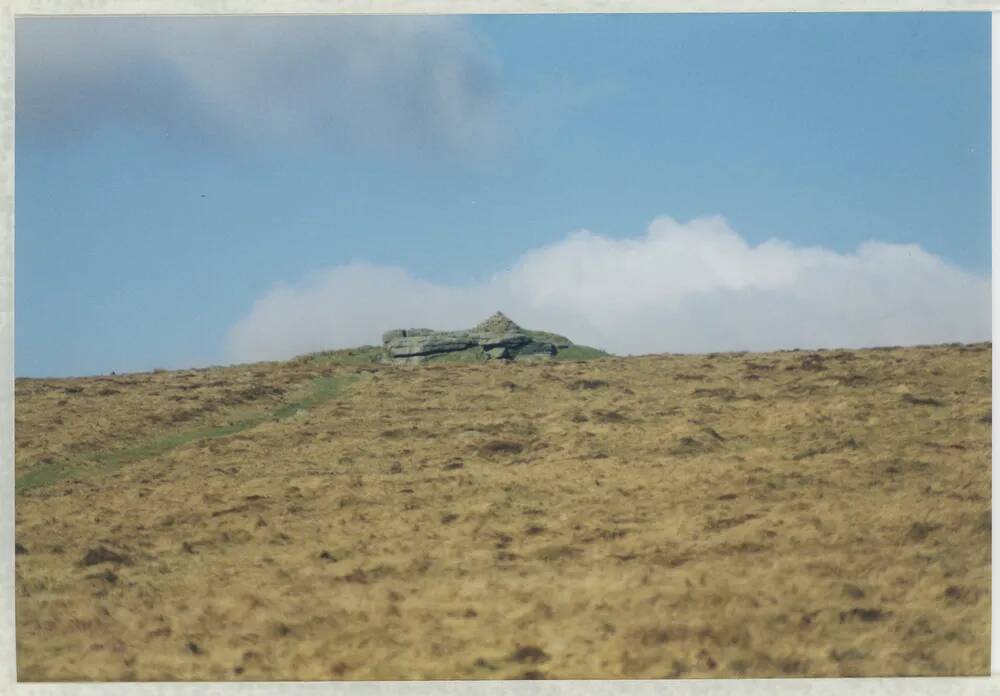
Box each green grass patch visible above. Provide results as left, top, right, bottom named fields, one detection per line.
left=554, top=344, right=610, bottom=361
left=271, top=375, right=360, bottom=418
left=14, top=460, right=82, bottom=493
left=293, top=345, right=383, bottom=366
left=16, top=374, right=362, bottom=494
left=524, top=330, right=572, bottom=348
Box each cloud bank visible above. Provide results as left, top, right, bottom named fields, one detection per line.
left=17, top=16, right=503, bottom=153
left=226, top=216, right=990, bottom=363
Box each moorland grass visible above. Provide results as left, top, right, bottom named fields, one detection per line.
left=15, top=374, right=361, bottom=493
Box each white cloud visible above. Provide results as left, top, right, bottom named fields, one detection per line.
left=17, top=16, right=504, bottom=153
left=226, top=215, right=991, bottom=363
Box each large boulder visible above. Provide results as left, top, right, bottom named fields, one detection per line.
left=385, top=332, right=477, bottom=358
left=381, top=312, right=565, bottom=364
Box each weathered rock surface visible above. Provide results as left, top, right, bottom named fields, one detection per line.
left=382, top=312, right=565, bottom=364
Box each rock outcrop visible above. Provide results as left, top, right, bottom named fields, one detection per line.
left=381, top=312, right=573, bottom=364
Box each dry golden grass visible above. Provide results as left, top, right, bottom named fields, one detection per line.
left=13, top=343, right=991, bottom=680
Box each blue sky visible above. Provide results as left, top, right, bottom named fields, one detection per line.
left=16, top=13, right=991, bottom=377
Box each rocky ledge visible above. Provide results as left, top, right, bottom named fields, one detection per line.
left=382, top=312, right=576, bottom=364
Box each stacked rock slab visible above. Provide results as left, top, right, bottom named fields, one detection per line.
left=381, top=312, right=563, bottom=364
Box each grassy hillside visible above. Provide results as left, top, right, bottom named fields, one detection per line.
left=13, top=342, right=991, bottom=680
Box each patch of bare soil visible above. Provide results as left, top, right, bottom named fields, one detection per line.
left=13, top=343, right=991, bottom=680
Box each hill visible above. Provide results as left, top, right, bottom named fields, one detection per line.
left=13, top=342, right=992, bottom=680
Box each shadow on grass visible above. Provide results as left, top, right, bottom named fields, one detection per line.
left=16, top=375, right=361, bottom=494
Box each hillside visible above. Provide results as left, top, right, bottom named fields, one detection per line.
left=13, top=342, right=992, bottom=680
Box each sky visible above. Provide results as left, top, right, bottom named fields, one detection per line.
left=15, top=12, right=992, bottom=377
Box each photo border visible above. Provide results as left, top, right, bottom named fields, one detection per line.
left=1, top=2, right=995, bottom=695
